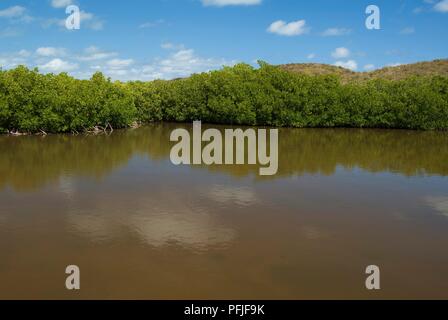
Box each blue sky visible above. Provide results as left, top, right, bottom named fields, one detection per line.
left=0, top=0, right=447, bottom=81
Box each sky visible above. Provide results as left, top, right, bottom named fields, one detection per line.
left=0, top=0, right=447, bottom=81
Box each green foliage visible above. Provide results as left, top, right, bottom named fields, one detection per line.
left=0, top=63, right=447, bottom=133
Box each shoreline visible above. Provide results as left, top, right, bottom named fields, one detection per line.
left=2, top=121, right=448, bottom=137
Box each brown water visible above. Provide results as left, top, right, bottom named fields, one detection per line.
left=0, top=123, right=447, bottom=299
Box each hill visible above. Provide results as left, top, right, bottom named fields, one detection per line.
left=279, top=59, right=448, bottom=82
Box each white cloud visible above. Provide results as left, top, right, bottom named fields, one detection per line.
left=41, top=18, right=64, bottom=29
left=36, top=47, right=67, bottom=57
left=3, top=45, right=233, bottom=81
left=0, top=6, right=26, bottom=18
left=331, top=47, right=350, bottom=59
left=0, top=27, right=21, bottom=38
left=134, top=47, right=235, bottom=80
left=43, top=10, right=104, bottom=30
left=307, top=53, right=315, bottom=59
left=202, top=0, right=261, bottom=7
left=400, top=27, right=415, bottom=35
left=77, top=46, right=117, bottom=61
left=321, top=28, right=351, bottom=36
left=0, top=50, right=29, bottom=69
left=106, top=69, right=129, bottom=77
left=267, top=20, right=309, bottom=36
left=39, top=58, right=78, bottom=72
left=161, top=42, right=185, bottom=50
left=363, top=64, right=375, bottom=71
left=51, top=0, right=74, bottom=8
left=434, top=0, right=448, bottom=12
left=107, top=58, right=134, bottom=69
left=80, top=11, right=104, bottom=30
left=139, top=19, right=165, bottom=29
left=0, top=6, right=33, bottom=24
left=334, top=60, right=358, bottom=71
left=18, top=50, right=31, bottom=57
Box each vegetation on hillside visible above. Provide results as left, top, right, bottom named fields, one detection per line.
left=280, top=59, right=448, bottom=82
left=1, top=60, right=448, bottom=134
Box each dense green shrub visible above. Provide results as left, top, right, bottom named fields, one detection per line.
left=0, top=62, right=447, bottom=133
left=0, top=67, right=136, bottom=133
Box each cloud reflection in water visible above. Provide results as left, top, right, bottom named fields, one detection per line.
left=425, top=196, right=448, bottom=217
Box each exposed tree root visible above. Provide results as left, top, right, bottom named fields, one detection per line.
left=84, top=124, right=114, bottom=135
left=130, top=121, right=141, bottom=129
left=8, top=130, right=27, bottom=136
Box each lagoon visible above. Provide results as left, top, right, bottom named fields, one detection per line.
left=0, top=123, right=447, bottom=299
